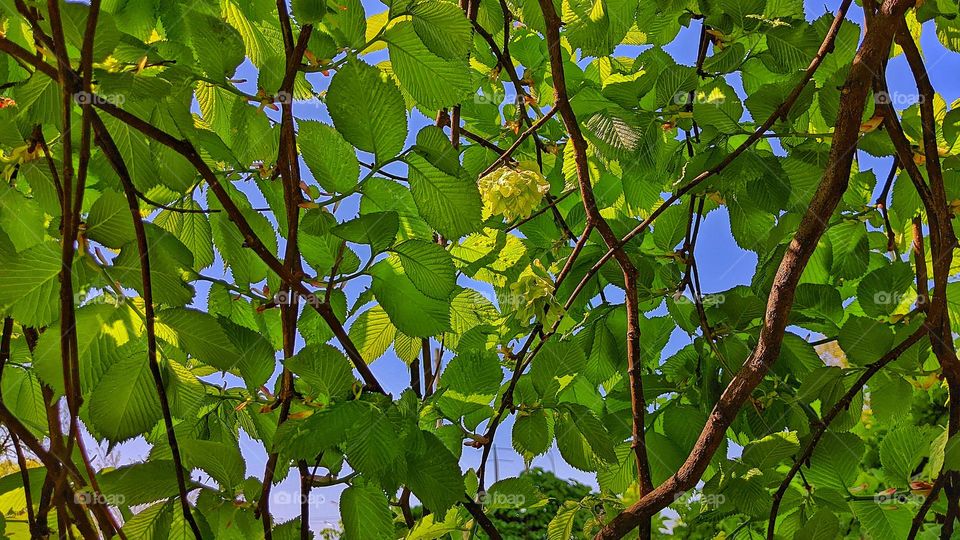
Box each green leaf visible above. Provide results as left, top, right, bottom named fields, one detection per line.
left=369, top=257, right=452, bottom=337
left=691, top=79, right=743, bottom=134
left=741, top=431, right=800, bottom=469
left=562, top=0, right=638, bottom=56
left=0, top=241, right=63, bottom=327
left=121, top=501, right=173, bottom=540
left=485, top=476, right=540, bottom=510
left=285, top=344, right=357, bottom=399
left=154, top=201, right=215, bottom=272
left=838, top=316, right=895, bottom=366
left=547, top=501, right=580, bottom=540
left=406, top=152, right=483, bottom=239
left=597, top=443, right=637, bottom=494
left=291, top=0, right=327, bottom=23
left=806, top=432, right=864, bottom=490
left=383, top=20, right=473, bottom=110
left=794, top=509, right=839, bottom=540
left=405, top=431, right=467, bottom=513
left=345, top=412, right=399, bottom=476
left=299, top=120, right=360, bottom=194
left=111, top=226, right=196, bottom=306
left=332, top=211, right=399, bottom=253
left=348, top=305, right=396, bottom=362
left=827, top=221, right=870, bottom=280
left=99, top=460, right=191, bottom=507
left=562, top=403, right=618, bottom=465
left=410, top=0, right=472, bottom=59
left=158, top=308, right=241, bottom=371
left=322, top=0, right=367, bottom=48
left=880, top=426, right=930, bottom=487
left=0, top=184, right=47, bottom=252
left=850, top=500, right=912, bottom=540
left=61, top=3, right=120, bottom=62
left=392, top=239, right=457, bottom=299
left=327, top=59, right=407, bottom=163
left=437, top=350, right=502, bottom=418
left=340, top=483, right=394, bottom=540
left=856, top=262, right=915, bottom=318
left=655, top=64, right=697, bottom=108
left=85, top=190, right=136, bottom=248
left=186, top=12, right=245, bottom=79
left=88, top=344, right=163, bottom=442
left=0, top=365, right=46, bottom=433
left=180, top=439, right=245, bottom=493
left=513, top=409, right=553, bottom=459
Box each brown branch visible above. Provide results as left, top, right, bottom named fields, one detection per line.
left=42, top=4, right=96, bottom=531
left=36, top=383, right=59, bottom=537
left=43, top=0, right=82, bottom=433
left=876, top=159, right=899, bottom=255
left=463, top=496, right=503, bottom=540
left=459, top=126, right=506, bottom=155
left=359, top=161, right=407, bottom=182
left=535, top=4, right=653, bottom=534
left=504, top=189, right=576, bottom=233
left=10, top=432, right=37, bottom=533
left=893, top=26, right=960, bottom=532
left=596, top=1, right=912, bottom=537
left=467, top=14, right=576, bottom=240
left=912, top=216, right=929, bottom=309
left=893, top=23, right=959, bottom=369
left=909, top=473, right=946, bottom=539
left=0, top=375, right=100, bottom=538
left=767, top=326, right=927, bottom=538
left=478, top=107, right=558, bottom=177
left=89, top=112, right=202, bottom=540
left=399, top=488, right=415, bottom=528
left=259, top=12, right=314, bottom=538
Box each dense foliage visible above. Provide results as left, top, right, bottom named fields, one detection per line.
left=2, top=0, right=960, bottom=538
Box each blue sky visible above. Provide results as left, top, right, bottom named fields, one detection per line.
left=97, top=0, right=960, bottom=530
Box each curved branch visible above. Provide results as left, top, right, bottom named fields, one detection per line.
left=258, top=12, right=313, bottom=538
left=463, top=497, right=503, bottom=540
left=478, top=107, right=558, bottom=177
left=90, top=112, right=203, bottom=540
left=595, top=1, right=913, bottom=537
left=534, top=7, right=654, bottom=535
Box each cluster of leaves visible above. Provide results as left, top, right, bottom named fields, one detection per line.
left=0, top=0, right=959, bottom=539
